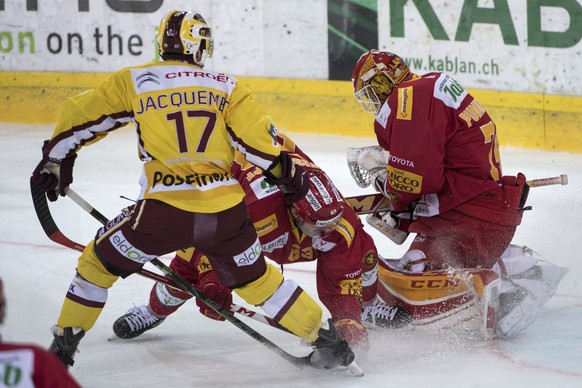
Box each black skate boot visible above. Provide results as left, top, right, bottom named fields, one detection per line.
left=309, top=318, right=355, bottom=369
left=49, top=326, right=85, bottom=368
left=360, top=300, right=412, bottom=329
left=113, top=305, right=165, bottom=339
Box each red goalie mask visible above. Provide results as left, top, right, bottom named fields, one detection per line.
left=352, top=49, right=411, bottom=114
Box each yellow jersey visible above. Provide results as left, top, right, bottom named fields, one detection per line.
left=46, top=61, right=282, bottom=213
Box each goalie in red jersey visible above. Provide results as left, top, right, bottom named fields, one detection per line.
left=112, top=133, right=411, bottom=356
left=348, top=49, right=567, bottom=339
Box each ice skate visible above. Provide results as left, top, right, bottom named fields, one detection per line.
left=360, top=299, right=412, bottom=329
left=113, top=305, right=165, bottom=339
left=49, top=326, right=85, bottom=368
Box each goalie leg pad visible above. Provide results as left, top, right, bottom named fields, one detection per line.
left=377, top=258, right=500, bottom=338
left=494, top=245, right=569, bottom=337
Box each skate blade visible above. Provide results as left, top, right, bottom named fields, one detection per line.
left=344, top=360, right=365, bottom=377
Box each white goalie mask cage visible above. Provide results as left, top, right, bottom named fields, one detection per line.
left=354, top=85, right=383, bottom=115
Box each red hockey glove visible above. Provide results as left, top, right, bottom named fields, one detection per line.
left=263, top=152, right=308, bottom=204
left=334, top=318, right=369, bottom=355
left=31, top=140, right=77, bottom=202
left=195, top=273, right=233, bottom=321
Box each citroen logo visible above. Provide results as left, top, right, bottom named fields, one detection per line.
left=136, top=71, right=160, bottom=88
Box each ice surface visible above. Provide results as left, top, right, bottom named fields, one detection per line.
left=1, top=124, right=581, bottom=387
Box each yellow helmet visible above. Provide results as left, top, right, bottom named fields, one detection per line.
left=157, top=10, right=214, bottom=67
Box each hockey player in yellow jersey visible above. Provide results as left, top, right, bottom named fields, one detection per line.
left=30, top=10, right=355, bottom=371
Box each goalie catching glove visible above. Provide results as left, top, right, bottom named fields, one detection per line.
left=31, top=140, right=77, bottom=202
left=346, top=146, right=389, bottom=188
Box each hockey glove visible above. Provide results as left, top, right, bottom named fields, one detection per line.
left=309, top=318, right=355, bottom=369
left=346, top=146, right=389, bottom=188
left=379, top=210, right=399, bottom=228
left=195, top=270, right=233, bottom=321
left=263, top=152, right=308, bottom=204
left=355, top=146, right=389, bottom=182
left=334, top=318, right=369, bottom=356
left=31, top=140, right=77, bottom=202
left=377, top=200, right=417, bottom=232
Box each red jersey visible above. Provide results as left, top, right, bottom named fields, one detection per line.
left=374, top=72, right=501, bottom=216
left=232, top=151, right=378, bottom=313
left=171, top=134, right=379, bottom=320
left=0, top=343, right=80, bottom=387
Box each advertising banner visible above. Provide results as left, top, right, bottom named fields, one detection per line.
left=327, top=0, right=582, bottom=96
left=1, top=1, right=580, bottom=96
left=0, top=1, right=329, bottom=78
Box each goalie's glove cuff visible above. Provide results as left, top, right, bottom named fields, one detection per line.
left=373, top=175, right=388, bottom=196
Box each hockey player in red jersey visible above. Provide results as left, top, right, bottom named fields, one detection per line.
left=112, top=134, right=411, bottom=356
left=349, top=50, right=567, bottom=339
left=30, top=10, right=356, bottom=370
left=0, top=278, right=81, bottom=387
left=351, top=49, right=528, bottom=272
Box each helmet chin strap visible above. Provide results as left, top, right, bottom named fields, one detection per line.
left=194, top=50, right=204, bottom=67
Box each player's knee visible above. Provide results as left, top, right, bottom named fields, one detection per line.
left=397, top=249, right=432, bottom=273
left=234, top=264, right=323, bottom=340
left=149, top=282, right=189, bottom=316
left=234, top=264, right=283, bottom=306
left=94, top=226, right=156, bottom=277
left=77, top=241, right=119, bottom=288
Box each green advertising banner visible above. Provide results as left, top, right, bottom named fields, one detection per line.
left=328, top=0, right=378, bottom=81
left=327, top=0, right=582, bottom=96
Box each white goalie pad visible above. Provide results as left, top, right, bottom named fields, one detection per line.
left=492, top=245, right=569, bottom=338
left=346, top=146, right=389, bottom=188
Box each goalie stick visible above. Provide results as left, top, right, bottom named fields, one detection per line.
left=30, top=180, right=363, bottom=376
left=344, top=174, right=569, bottom=214
left=526, top=174, right=568, bottom=187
